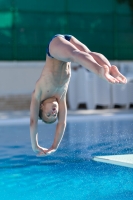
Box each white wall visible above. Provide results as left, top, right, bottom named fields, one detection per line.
left=0, top=61, right=44, bottom=96
left=0, top=61, right=133, bottom=97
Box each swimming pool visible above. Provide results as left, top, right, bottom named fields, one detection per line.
left=0, top=113, right=133, bottom=200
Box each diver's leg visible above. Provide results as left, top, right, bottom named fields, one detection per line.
left=68, top=37, right=127, bottom=83
left=49, top=36, right=127, bottom=84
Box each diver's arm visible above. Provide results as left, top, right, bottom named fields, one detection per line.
left=30, top=91, right=47, bottom=153
left=51, top=121, right=66, bottom=150
left=52, top=97, right=67, bottom=149
left=30, top=91, right=40, bottom=152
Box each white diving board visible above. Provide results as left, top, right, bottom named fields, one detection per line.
left=93, top=154, right=133, bottom=168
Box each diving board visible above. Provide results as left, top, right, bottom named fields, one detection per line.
left=93, top=154, right=133, bottom=168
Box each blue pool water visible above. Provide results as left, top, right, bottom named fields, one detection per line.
left=0, top=114, right=133, bottom=200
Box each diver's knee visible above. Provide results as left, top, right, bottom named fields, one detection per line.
left=70, top=49, right=81, bottom=62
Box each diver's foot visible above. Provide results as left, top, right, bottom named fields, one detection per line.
left=110, top=65, right=127, bottom=84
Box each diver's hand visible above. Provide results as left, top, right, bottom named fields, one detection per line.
left=36, top=146, right=56, bottom=157
left=32, top=145, right=48, bottom=156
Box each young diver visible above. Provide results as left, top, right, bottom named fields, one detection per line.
left=30, top=34, right=127, bottom=156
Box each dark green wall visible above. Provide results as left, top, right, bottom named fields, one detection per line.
left=0, top=0, right=133, bottom=60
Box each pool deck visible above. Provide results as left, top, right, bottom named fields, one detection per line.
left=0, top=108, right=132, bottom=120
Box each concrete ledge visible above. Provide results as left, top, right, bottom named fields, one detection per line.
left=0, top=108, right=132, bottom=121
left=68, top=108, right=133, bottom=116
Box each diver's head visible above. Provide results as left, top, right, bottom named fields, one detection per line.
left=39, top=97, right=59, bottom=124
